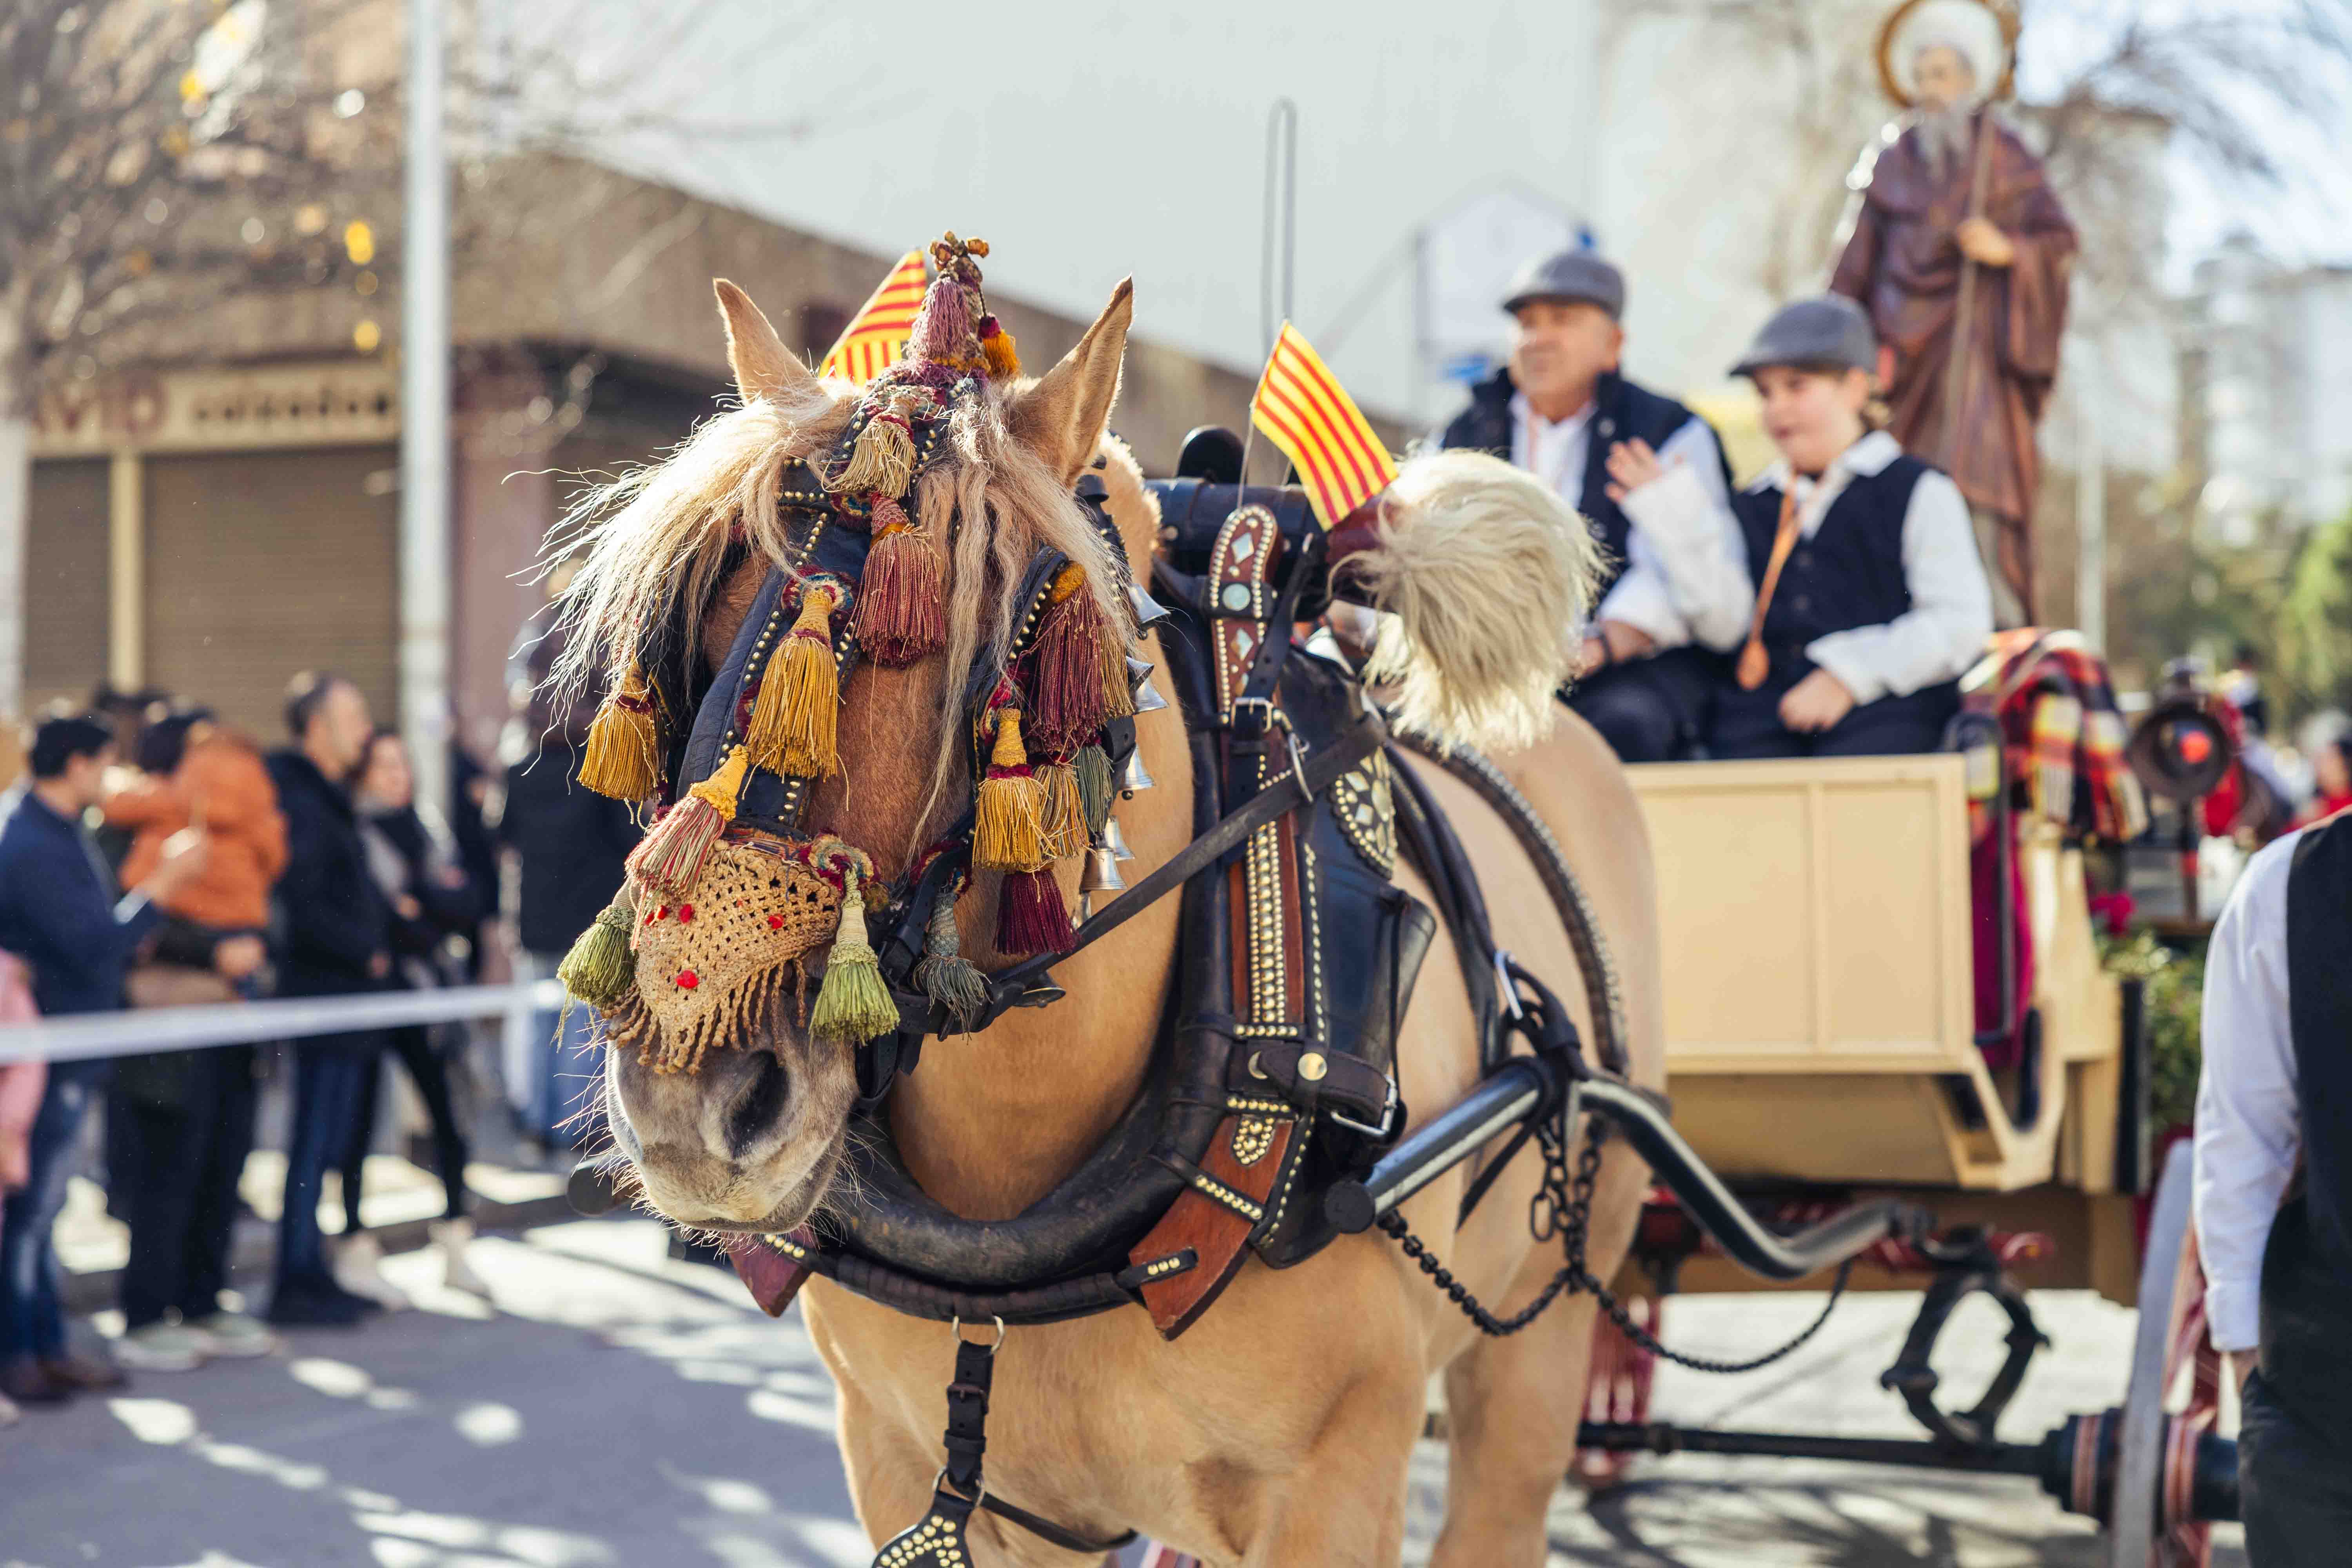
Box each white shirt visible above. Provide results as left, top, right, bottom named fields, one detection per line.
left=1510, top=390, right=1749, bottom=653
left=1628, top=429, right=1992, bottom=702
left=2193, top=829, right=2307, bottom=1354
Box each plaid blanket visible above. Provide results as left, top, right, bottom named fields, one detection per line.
left=1962, top=630, right=2149, bottom=843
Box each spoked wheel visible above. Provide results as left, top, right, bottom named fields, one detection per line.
left=1570, top=1290, right=1662, bottom=1492
left=2105, top=1139, right=2221, bottom=1568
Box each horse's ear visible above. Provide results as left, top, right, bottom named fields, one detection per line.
left=713, top=279, right=819, bottom=407
left=1009, top=278, right=1133, bottom=486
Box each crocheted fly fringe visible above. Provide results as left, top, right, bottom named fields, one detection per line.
left=604, top=965, right=794, bottom=1077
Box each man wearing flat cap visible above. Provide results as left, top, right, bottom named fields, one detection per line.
left=1441, top=249, right=1749, bottom=763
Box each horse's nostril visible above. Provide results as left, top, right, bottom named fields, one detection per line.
left=723, top=1051, right=790, bottom=1158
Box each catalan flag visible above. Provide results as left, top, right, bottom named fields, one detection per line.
left=819, top=251, right=929, bottom=383
left=1249, top=323, right=1399, bottom=530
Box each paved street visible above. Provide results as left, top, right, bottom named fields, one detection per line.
left=2, top=1220, right=2244, bottom=1567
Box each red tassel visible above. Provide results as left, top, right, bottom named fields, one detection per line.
left=995, top=867, right=1074, bottom=956
left=1029, top=563, right=1113, bottom=754
left=852, top=497, right=947, bottom=666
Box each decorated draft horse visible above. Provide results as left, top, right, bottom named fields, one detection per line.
left=553, top=235, right=1670, bottom=1564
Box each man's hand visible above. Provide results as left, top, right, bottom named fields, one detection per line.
left=141, top=829, right=210, bottom=900
left=212, top=934, right=267, bottom=982
left=368, top=952, right=393, bottom=981
left=1779, top=668, right=1857, bottom=733
left=1576, top=621, right=1657, bottom=676
left=1956, top=218, right=2015, bottom=268
left=1602, top=438, right=1670, bottom=504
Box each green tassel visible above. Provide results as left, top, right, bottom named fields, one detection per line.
left=1074, top=744, right=1115, bottom=838
left=912, top=881, right=987, bottom=1030
left=557, top=894, right=637, bottom=1011
left=809, top=875, right=900, bottom=1045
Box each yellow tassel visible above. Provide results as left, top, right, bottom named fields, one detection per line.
left=579, top=667, right=661, bottom=800
left=748, top=581, right=843, bottom=779
left=983, top=325, right=1020, bottom=380
left=828, top=392, right=921, bottom=498
left=1038, top=760, right=1086, bottom=861
left=972, top=709, right=1046, bottom=871
left=809, top=874, right=900, bottom=1045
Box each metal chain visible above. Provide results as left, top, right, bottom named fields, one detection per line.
left=1381, top=1110, right=1856, bottom=1374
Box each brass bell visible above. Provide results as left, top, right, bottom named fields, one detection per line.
left=1079, top=844, right=1127, bottom=893
left=1100, top=816, right=1135, bottom=862
left=1132, top=680, right=1170, bottom=715
left=1122, top=751, right=1156, bottom=793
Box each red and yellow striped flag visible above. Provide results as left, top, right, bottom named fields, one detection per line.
left=1249, top=323, right=1399, bottom=529
left=819, top=251, right=929, bottom=383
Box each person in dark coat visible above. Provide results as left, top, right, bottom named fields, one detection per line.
left=500, top=603, right=639, bottom=1147
left=263, top=673, right=392, bottom=1326
left=0, top=710, right=205, bottom=1405
left=1441, top=249, right=1749, bottom=763
left=334, top=728, right=489, bottom=1303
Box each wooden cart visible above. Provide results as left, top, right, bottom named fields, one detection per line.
left=1571, top=753, right=2226, bottom=1567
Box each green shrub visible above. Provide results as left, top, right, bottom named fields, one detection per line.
left=2100, top=931, right=2206, bottom=1136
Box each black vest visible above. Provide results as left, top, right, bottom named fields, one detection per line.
left=1441, top=369, right=1723, bottom=589
left=2261, top=813, right=2352, bottom=1425
left=1733, top=454, right=1928, bottom=672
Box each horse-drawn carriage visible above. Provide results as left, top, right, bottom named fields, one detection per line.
left=556, top=246, right=2236, bottom=1565
left=1566, top=749, right=2234, bottom=1567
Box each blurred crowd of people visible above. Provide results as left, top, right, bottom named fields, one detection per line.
left=0, top=622, right=635, bottom=1430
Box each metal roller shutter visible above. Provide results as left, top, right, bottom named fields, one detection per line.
left=24, top=458, right=112, bottom=714
left=143, top=445, right=400, bottom=741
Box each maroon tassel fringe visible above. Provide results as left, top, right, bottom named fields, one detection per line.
left=1028, top=570, right=1114, bottom=755
left=852, top=498, right=946, bottom=666
left=995, top=867, right=1075, bottom=957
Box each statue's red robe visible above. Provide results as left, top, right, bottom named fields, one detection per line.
left=1831, top=109, right=2076, bottom=620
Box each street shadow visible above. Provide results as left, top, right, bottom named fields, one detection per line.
left=9, top=1220, right=869, bottom=1568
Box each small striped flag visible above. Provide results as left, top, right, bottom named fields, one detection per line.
left=819, top=251, right=929, bottom=384
left=1249, top=323, right=1399, bottom=530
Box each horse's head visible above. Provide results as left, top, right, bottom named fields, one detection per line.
left=559, top=242, right=1143, bottom=1234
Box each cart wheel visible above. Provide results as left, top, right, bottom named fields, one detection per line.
left=2107, top=1139, right=2218, bottom=1568
left=1571, top=1291, right=1662, bottom=1493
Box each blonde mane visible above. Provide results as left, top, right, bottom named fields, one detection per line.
left=548, top=374, right=1134, bottom=808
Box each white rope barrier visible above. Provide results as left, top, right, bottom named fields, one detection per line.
left=0, top=980, right=570, bottom=1066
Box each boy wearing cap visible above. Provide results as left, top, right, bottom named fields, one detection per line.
left=1612, top=295, right=1992, bottom=758
left=1442, top=249, right=1749, bottom=763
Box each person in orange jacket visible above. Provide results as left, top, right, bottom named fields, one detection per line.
left=98, top=710, right=284, bottom=1371
left=106, top=714, right=287, bottom=942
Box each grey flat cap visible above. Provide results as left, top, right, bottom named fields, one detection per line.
left=1501, top=249, right=1626, bottom=318
left=1731, top=295, right=1877, bottom=378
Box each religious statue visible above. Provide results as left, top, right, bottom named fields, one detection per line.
left=1830, top=0, right=2076, bottom=626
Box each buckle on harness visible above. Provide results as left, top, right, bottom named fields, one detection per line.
left=1230, top=694, right=1275, bottom=740
left=1328, top=1074, right=1402, bottom=1141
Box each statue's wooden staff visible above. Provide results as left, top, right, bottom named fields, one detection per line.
left=1938, top=109, right=1999, bottom=476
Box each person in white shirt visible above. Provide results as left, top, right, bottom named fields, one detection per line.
left=1613, top=296, right=1991, bottom=758
left=1439, top=249, right=1748, bottom=762
left=2194, top=814, right=2352, bottom=1560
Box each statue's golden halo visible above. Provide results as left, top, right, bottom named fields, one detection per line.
left=1875, top=0, right=2021, bottom=109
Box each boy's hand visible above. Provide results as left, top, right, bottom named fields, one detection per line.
left=1779, top=669, right=1856, bottom=732
left=1602, top=438, right=1669, bottom=503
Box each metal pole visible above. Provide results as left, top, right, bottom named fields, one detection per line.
left=2076, top=381, right=2105, bottom=651
left=401, top=0, right=452, bottom=826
